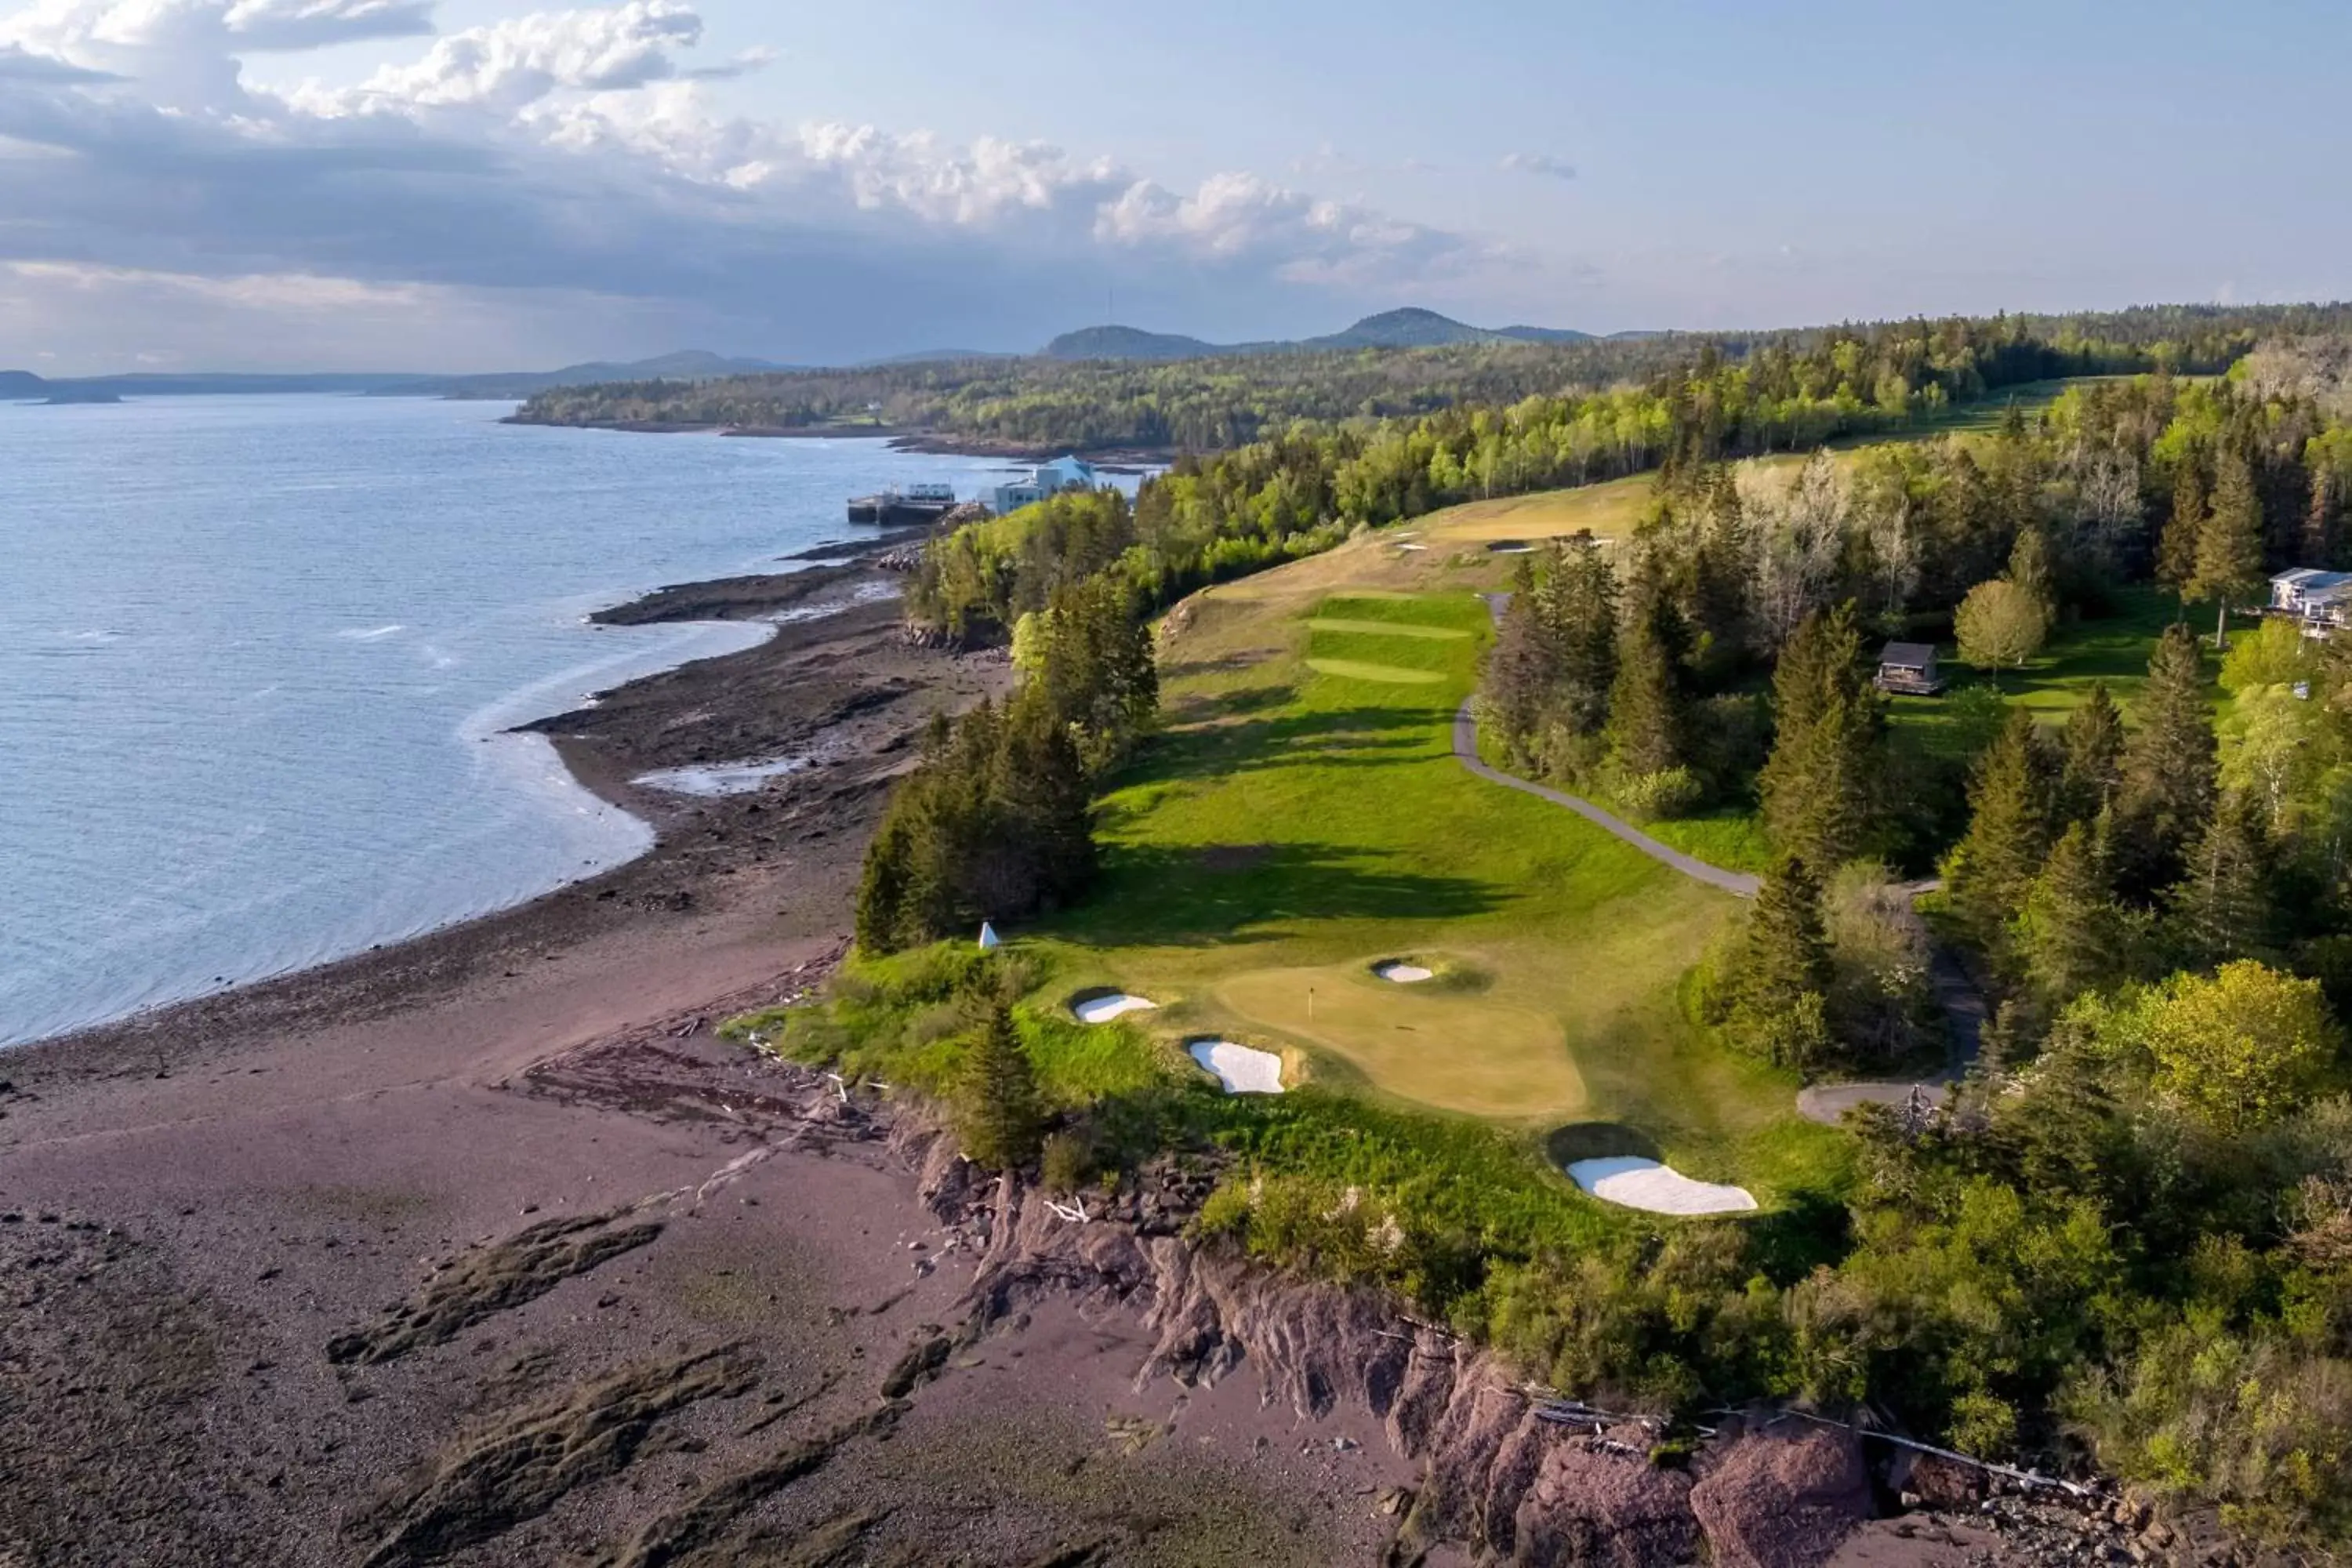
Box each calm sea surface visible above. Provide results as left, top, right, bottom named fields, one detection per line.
left=0, top=395, right=1022, bottom=1047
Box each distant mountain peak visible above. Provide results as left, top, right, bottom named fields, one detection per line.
left=1036, top=309, right=1595, bottom=361
left=1041, top=325, right=1219, bottom=361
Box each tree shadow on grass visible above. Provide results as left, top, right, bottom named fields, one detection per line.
left=1166, top=681, right=1298, bottom=725
left=1127, top=703, right=1454, bottom=786
left=1543, top=1121, right=1664, bottom=1167
left=1038, top=840, right=1506, bottom=949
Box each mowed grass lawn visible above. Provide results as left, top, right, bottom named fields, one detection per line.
left=1019, top=533, right=1847, bottom=1206
left=1888, top=585, right=2197, bottom=757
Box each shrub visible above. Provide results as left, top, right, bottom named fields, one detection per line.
left=1040, top=1131, right=1094, bottom=1195
left=1615, top=765, right=1704, bottom=822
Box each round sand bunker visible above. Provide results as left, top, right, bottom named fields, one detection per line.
left=1373, top=960, right=1434, bottom=984
left=1187, top=1040, right=1284, bottom=1095
left=1072, top=993, right=1157, bottom=1025
left=1567, top=1156, right=1756, bottom=1215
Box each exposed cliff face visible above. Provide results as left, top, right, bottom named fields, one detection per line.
left=895, top=1123, right=1878, bottom=1566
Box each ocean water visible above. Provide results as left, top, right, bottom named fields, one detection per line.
left=0, top=395, right=1029, bottom=1047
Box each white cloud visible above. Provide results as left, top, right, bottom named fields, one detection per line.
left=0, top=38, right=115, bottom=76
left=0, top=0, right=1489, bottom=365
left=221, top=0, right=432, bottom=49
left=321, top=1, right=709, bottom=115
left=1499, top=151, right=1577, bottom=183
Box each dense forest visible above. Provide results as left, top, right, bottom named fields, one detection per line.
left=1467, top=361, right=2352, bottom=1537
left=514, top=303, right=2352, bottom=453
left=800, top=325, right=2352, bottom=1546
left=1479, top=366, right=2352, bottom=855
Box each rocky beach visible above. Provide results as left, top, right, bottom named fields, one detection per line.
left=0, top=541, right=2209, bottom=1567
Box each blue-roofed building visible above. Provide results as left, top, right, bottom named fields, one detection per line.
left=2270, top=568, right=2352, bottom=634
left=992, top=455, right=1099, bottom=514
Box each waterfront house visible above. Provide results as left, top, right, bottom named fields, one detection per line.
left=1873, top=641, right=1944, bottom=695
left=992, top=455, right=1100, bottom=514
left=2269, top=568, right=2352, bottom=635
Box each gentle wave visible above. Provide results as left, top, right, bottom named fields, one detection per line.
left=0, top=394, right=1032, bottom=1047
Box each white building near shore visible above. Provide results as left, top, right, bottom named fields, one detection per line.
left=992, top=455, right=1099, bottom=514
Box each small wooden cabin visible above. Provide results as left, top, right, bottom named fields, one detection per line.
left=1874, top=641, right=1944, bottom=695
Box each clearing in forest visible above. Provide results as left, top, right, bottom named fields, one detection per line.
left=1022, top=532, right=1846, bottom=1207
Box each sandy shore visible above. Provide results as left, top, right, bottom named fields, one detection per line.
left=0, top=550, right=1418, bottom=1566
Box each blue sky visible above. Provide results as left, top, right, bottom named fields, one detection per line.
left=2, top=0, right=2346, bottom=372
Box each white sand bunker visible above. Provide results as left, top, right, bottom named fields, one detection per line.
left=1073, top=993, right=1157, bottom=1025
left=1188, top=1040, right=1285, bottom=1094
left=1567, top=1156, right=1757, bottom=1215
left=1374, top=961, right=1434, bottom=984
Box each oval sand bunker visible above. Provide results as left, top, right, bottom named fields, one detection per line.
left=1072, top=993, right=1157, bottom=1025
left=1567, top=1156, right=1757, bottom=1215
left=1373, top=960, right=1434, bottom=984
left=1187, top=1040, right=1284, bottom=1094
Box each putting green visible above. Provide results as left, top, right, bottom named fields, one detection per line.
left=1304, top=658, right=1448, bottom=684
left=1306, top=617, right=1474, bottom=641
left=1214, top=964, right=1584, bottom=1118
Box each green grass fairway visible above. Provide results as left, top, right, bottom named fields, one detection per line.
left=1019, top=530, right=1848, bottom=1210
left=1215, top=962, right=1581, bottom=1117
left=1303, top=657, right=1448, bottom=684
left=1306, top=617, right=1474, bottom=641
left=1422, top=477, right=1650, bottom=545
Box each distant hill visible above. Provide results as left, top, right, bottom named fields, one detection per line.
left=407, top=350, right=798, bottom=399
left=1041, top=325, right=1223, bottom=361
left=1035, top=308, right=1614, bottom=361
left=1, top=369, right=49, bottom=399
left=1304, top=307, right=1512, bottom=350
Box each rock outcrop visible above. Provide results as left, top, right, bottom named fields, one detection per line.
left=1688, top=1420, right=1874, bottom=1568
left=899, top=1127, right=1875, bottom=1564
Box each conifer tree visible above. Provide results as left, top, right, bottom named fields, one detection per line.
left=2009, top=526, right=2057, bottom=619
left=2016, top=818, right=2122, bottom=1004
left=2165, top=793, right=2273, bottom=971
left=2305, top=463, right=2343, bottom=569
left=1947, top=707, right=2053, bottom=938
left=985, top=688, right=1096, bottom=915
left=1479, top=555, right=1565, bottom=764
left=2116, top=625, right=2219, bottom=894
left=855, top=815, right=916, bottom=953
left=1539, top=536, right=1621, bottom=736
left=1759, top=603, right=1883, bottom=871
left=1688, top=463, right=1751, bottom=662
left=1479, top=537, right=1617, bottom=770
left=956, top=1003, right=1043, bottom=1171
left=2056, top=683, right=2126, bottom=826
left=2188, top=448, right=2267, bottom=650
left=1604, top=590, right=1689, bottom=780
left=1730, top=855, right=1835, bottom=1069
left=2157, top=459, right=2205, bottom=597
left=1036, top=575, right=1158, bottom=777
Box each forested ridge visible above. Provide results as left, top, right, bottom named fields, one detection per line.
left=514, top=303, right=2352, bottom=452
left=767, top=321, right=2352, bottom=1548
left=1467, top=358, right=2352, bottom=1540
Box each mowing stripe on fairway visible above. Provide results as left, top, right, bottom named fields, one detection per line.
left=1305, top=657, right=1449, bottom=685
left=1307, top=617, right=1473, bottom=641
